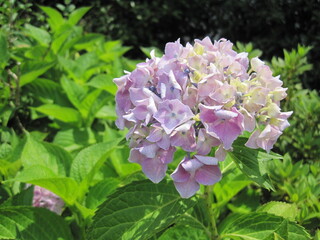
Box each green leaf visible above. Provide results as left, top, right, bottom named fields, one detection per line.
left=219, top=213, right=311, bottom=240
left=70, top=140, right=121, bottom=187
left=0, top=206, right=73, bottom=240
left=11, top=165, right=79, bottom=205
left=158, top=225, right=209, bottom=240
left=26, top=78, right=69, bottom=105
left=86, top=74, right=117, bottom=95
left=214, top=167, right=251, bottom=205
left=229, top=137, right=281, bottom=190
left=60, top=76, right=87, bottom=110
left=33, top=104, right=82, bottom=125
left=1, top=186, right=34, bottom=207
left=73, top=33, right=104, bottom=51
left=85, top=178, right=120, bottom=209
left=19, top=133, right=72, bottom=176
left=53, top=128, right=96, bottom=152
left=0, top=32, right=9, bottom=67
left=80, top=89, right=110, bottom=126
left=87, top=180, right=196, bottom=240
left=24, top=24, right=51, bottom=46
left=40, top=6, right=65, bottom=32
left=20, top=61, right=55, bottom=86
left=68, top=7, right=91, bottom=26
left=257, top=201, right=299, bottom=221
left=58, top=52, right=101, bottom=82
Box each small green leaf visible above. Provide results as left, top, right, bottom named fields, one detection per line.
left=0, top=206, right=73, bottom=240
left=87, top=180, right=196, bottom=240
left=257, top=201, right=299, bottom=221
left=219, top=213, right=311, bottom=240
left=24, top=24, right=51, bottom=46
left=34, top=104, right=82, bottom=125
left=229, top=137, right=281, bottom=190
left=68, top=7, right=91, bottom=26
left=40, top=6, right=65, bottom=32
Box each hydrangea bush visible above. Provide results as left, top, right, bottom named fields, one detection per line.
left=114, top=37, right=292, bottom=198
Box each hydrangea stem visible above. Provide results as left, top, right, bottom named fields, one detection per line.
left=204, top=185, right=219, bottom=240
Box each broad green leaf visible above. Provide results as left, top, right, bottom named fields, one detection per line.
left=229, top=137, right=282, bottom=190
left=158, top=225, right=209, bottom=240
left=0, top=206, right=73, bottom=240
left=68, top=7, right=91, bottom=26
left=11, top=165, right=79, bottom=205
left=20, top=133, right=72, bottom=176
left=24, top=24, right=51, bottom=46
left=87, top=180, right=196, bottom=240
left=40, top=6, right=65, bottom=32
left=257, top=201, right=299, bottom=221
left=20, top=61, right=55, bottom=86
left=219, top=213, right=311, bottom=240
left=70, top=140, right=121, bottom=186
left=34, top=104, right=82, bottom=125
left=86, top=74, right=117, bottom=95
left=85, top=178, right=120, bottom=209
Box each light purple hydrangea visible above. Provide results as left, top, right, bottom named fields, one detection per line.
left=32, top=185, right=64, bottom=214
left=114, top=37, right=292, bottom=198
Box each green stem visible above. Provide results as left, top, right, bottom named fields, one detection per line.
left=204, top=185, right=219, bottom=240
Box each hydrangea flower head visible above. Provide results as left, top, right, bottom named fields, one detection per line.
left=114, top=37, right=291, bottom=198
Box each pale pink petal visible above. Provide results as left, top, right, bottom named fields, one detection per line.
left=174, top=179, right=200, bottom=198
left=195, top=165, right=221, bottom=185
left=194, top=155, right=219, bottom=165
left=141, top=158, right=167, bottom=183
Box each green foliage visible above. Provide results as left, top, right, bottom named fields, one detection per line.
left=0, top=206, right=73, bottom=240
left=87, top=180, right=197, bottom=240
left=228, top=137, right=282, bottom=191
left=270, top=45, right=320, bottom=162
left=219, top=213, right=311, bottom=240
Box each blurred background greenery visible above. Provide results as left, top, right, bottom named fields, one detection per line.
left=0, top=0, right=319, bottom=239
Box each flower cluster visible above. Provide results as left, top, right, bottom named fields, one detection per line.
left=32, top=185, right=64, bottom=214
left=114, top=37, right=292, bottom=198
